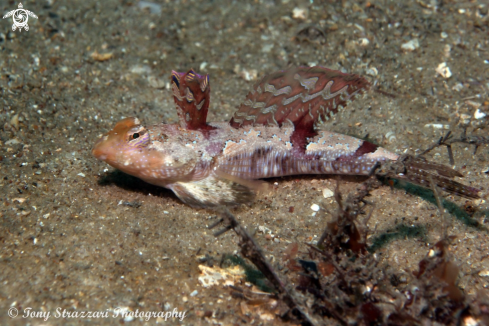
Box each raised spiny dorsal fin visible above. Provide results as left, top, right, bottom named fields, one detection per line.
left=230, top=66, right=370, bottom=153
left=171, top=69, right=212, bottom=130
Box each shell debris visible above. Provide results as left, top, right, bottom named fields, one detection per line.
left=292, top=7, right=308, bottom=20
left=322, top=188, right=334, bottom=198
left=311, top=204, right=320, bottom=211
left=474, top=108, right=486, bottom=120
left=198, top=265, right=245, bottom=288
left=90, top=51, right=113, bottom=62
left=436, top=62, right=452, bottom=78
left=401, top=39, right=419, bottom=51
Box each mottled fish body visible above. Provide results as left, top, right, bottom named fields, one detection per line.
left=92, top=66, right=480, bottom=207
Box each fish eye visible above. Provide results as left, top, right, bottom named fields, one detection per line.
left=126, top=127, right=148, bottom=144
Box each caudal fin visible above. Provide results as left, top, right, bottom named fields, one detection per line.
left=380, top=155, right=480, bottom=199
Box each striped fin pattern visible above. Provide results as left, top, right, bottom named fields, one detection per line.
left=171, top=69, right=212, bottom=130
left=230, top=66, right=370, bottom=131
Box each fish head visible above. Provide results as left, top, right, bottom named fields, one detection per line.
left=92, top=117, right=152, bottom=174
left=92, top=117, right=198, bottom=185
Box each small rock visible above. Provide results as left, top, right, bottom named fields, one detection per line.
left=474, top=108, right=486, bottom=120
left=5, top=138, right=20, bottom=145
left=262, top=44, right=274, bottom=53
left=479, top=270, right=489, bottom=277
left=190, top=290, right=198, bottom=297
left=401, top=39, right=420, bottom=51
left=322, top=188, right=334, bottom=198
left=138, top=1, right=162, bottom=15
left=366, top=67, right=378, bottom=76
left=292, top=7, right=308, bottom=20
left=436, top=62, right=452, bottom=78
left=358, top=38, right=370, bottom=47
left=459, top=114, right=471, bottom=126
left=311, top=204, right=320, bottom=212
left=452, top=83, right=464, bottom=92
left=90, top=51, right=113, bottom=62
left=424, top=123, right=450, bottom=129
left=239, top=69, right=257, bottom=81
left=10, top=114, right=19, bottom=130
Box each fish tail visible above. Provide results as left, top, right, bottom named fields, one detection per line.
left=380, top=155, right=480, bottom=199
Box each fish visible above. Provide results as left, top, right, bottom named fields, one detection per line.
left=92, top=66, right=480, bottom=208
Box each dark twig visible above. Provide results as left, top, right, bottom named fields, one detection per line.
left=417, top=130, right=489, bottom=161
left=212, top=208, right=318, bottom=326
left=208, top=218, right=224, bottom=230
left=446, top=144, right=455, bottom=166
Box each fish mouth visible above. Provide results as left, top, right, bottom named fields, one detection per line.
left=92, top=136, right=109, bottom=161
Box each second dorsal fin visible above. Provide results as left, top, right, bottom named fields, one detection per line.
left=229, top=66, right=370, bottom=154
left=171, top=69, right=212, bottom=130
left=230, top=66, right=370, bottom=131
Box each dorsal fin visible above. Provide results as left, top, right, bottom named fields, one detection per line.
left=229, top=66, right=370, bottom=154
left=230, top=66, right=370, bottom=130
left=171, top=69, right=212, bottom=130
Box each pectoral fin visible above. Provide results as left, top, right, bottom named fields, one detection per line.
left=168, top=173, right=267, bottom=208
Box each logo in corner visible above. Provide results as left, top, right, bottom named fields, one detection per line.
left=3, top=3, right=38, bottom=32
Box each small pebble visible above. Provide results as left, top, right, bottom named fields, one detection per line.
left=436, top=62, right=452, bottom=78
left=311, top=204, right=320, bottom=212
left=358, top=38, right=370, bottom=47
left=401, top=39, right=419, bottom=51
left=90, top=51, right=113, bottom=62
left=5, top=138, right=20, bottom=145
left=366, top=67, right=378, bottom=76
left=10, top=114, right=19, bottom=129
left=292, top=7, right=307, bottom=20
left=322, top=188, right=334, bottom=198
left=138, top=1, right=162, bottom=15
left=452, top=83, right=464, bottom=92
left=424, top=123, right=450, bottom=129
left=479, top=270, right=489, bottom=277
left=474, top=109, right=486, bottom=120
left=190, top=290, right=198, bottom=297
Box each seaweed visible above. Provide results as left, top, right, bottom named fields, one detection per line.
left=211, top=177, right=489, bottom=325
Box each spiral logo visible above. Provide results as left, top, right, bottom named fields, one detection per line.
left=2, top=3, right=38, bottom=32
left=8, top=307, right=18, bottom=318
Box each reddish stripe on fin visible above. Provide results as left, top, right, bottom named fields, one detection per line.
left=171, top=69, right=214, bottom=131
left=350, top=141, right=378, bottom=158
left=290, top=128, right=317, bottom=157
left=334, top=140, right=378, bottom=162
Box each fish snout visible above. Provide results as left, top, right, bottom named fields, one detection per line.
left=92, top=136, right=110, bottom=161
